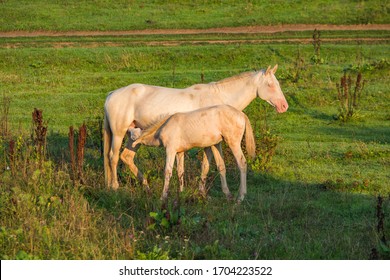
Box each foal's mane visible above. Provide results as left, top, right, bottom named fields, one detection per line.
left=138, top=114, right=171, bottom=140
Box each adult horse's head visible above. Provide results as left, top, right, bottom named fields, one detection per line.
left=256, top=65, right=288, bottom=113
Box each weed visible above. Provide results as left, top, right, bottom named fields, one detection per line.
left=148, top=210, right=172, bottom=230
left=335, top=72, right=365, bottom=122
left=31, top=108, right=47, bottom=165
left=292, top=46, right=306, bottom=83
left=68, top=123, right=87, bottom=185
left=311, top=29, right=324, bottom=64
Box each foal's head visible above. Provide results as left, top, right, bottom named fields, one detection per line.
left=256, top=65, right=289, bottom=113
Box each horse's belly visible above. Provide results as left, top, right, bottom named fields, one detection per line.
left=180, top=133, right=222, bottom=151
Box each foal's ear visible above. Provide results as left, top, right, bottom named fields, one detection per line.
left=272, top=64, right=278, bottom=74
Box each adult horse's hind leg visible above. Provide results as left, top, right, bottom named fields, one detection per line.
left=110, top=134, right=126, bottom=190
left=121, top=137, right=149, bottom=189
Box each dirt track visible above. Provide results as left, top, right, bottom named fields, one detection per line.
left=1, top=24, right=389, bottom=38
left=1, top=24, right=389, bottom=48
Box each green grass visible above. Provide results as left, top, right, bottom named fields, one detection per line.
left=0, top=36, right=389, bottom=260
left=0, top=0, right=389, bottom=32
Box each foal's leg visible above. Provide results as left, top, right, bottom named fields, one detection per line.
left=210, top=144, right=232, bottom=200
left=176, top=152, right=185, bottom=192
left=162, top=149, right=176, bottom=202
left=199, top=147, right=213, bottom=196
left=229, top=144, right=248, bottom=202
left=121, top=137, right=149, bottom=189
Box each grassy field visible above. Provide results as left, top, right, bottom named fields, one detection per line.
left=1, top=35, right=389, bottom=259
left=0, top=0, right=389, bottom=261
left=0, top=0, right=389, bottom=31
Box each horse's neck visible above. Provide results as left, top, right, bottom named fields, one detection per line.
left=216, top=74, right=258, bottom=111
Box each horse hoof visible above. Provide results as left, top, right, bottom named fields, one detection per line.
left=111, top=183, right=119, bottom=191
left=236, top=196, right=245, bottom=204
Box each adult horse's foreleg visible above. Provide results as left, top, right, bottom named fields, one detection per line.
left=176, top=152, right=185, bottom=192
left=211, top=143, right=232, bottom=200
left=121, top=138, right=149, bottom=189
left=229, top=144, right=248, bottom=203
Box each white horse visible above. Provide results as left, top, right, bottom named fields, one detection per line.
left=130, top=105, right=256, bottom=202
left=104, top=65, right=288, bottom=190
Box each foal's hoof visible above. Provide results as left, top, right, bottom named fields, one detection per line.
left=236, top=196, right=245, bottom=204
left=225, top=193, right=234, bottom=202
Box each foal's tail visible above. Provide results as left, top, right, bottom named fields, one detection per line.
left=103, top=113, right=112, bottom=187
left=244, top=114, right=256, bottom=160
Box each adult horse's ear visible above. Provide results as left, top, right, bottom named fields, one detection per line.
left=272, top=64, right=278, bottom=74
left=266, top=66, right=271, bottom=75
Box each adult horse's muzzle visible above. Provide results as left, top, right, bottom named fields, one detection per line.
left=268, top=98, right=289, bottom=113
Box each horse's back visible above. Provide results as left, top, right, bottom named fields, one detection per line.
left=105, top=83, right=146, bottom=112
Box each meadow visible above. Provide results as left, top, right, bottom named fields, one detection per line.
left=1, top=0, right=389, bottom=31
left=0, top=1, right=389, bottom=260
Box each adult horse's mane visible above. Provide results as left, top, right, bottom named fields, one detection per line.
left=214, top=71, right=257, bottom=85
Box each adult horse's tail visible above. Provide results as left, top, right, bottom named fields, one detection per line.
left=103, top=113, right=112, bottom=187
left=244, top=114, right=256, bottom=160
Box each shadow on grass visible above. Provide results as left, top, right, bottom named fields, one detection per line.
left=81, top=165, right=389, bottom=260
left=318, top=125, right=390, bottom=144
